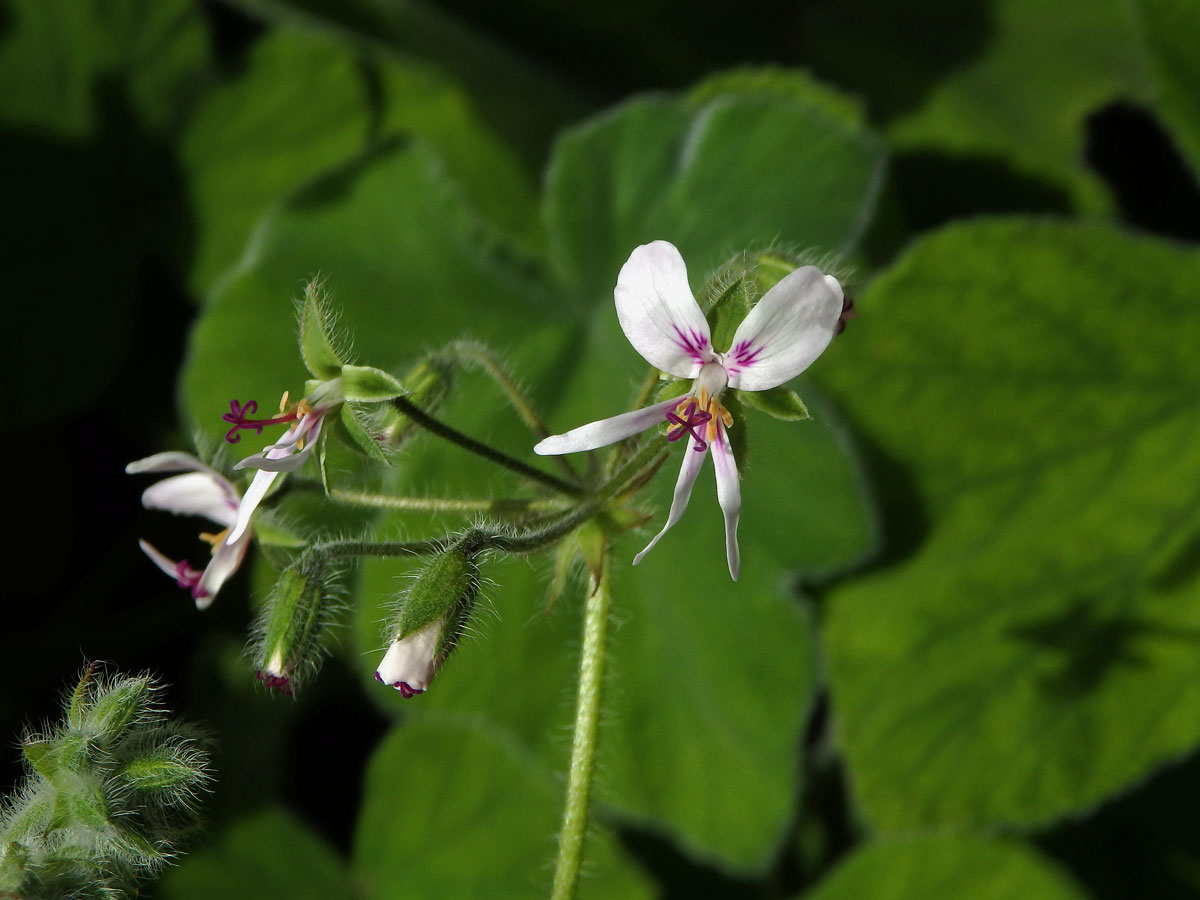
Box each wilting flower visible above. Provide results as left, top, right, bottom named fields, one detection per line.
left=535, top=240, right=843, bottom=580
left=221, top=379, right=342, bottom=543
left=126, top=452, right=252, bottom=608
left=375, top=621, right=442, bottom=698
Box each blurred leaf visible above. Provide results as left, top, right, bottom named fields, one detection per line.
left=816, top=219, right=1200, bottom=831
left=219, top=0, right=587, bottom=167
left=800, top=836, right=1090, bottom=900
left=804, top=0, right=1151, bottom=214
left=158, top=807, right=354, bottom=900
left=353, top=717, right=655, bottom=899
left=181, top=27, right=371, bottom=296
left=0, top=0, right=207, bottom=138
left=544, top=74, right=885, bottom=303
left=1132, top=0, right=1200, bottom=183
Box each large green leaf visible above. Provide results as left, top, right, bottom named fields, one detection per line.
left=353, top=717, right=655, bottom=899
left=0, top=0, right=207, bottom=138
left=159, top=807, right=354, bottom=900
left=801, top=836, right=1090, bottom=900
left=1132, top=0, right=1200, bottom=183
left=543, top=72, right=885, bottom=303
left=803, top=0, right=1151, bottom=215
left=816, top=219, right=1200, bottom=831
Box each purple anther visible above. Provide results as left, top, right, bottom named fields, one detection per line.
left=222, top=398, right=298, bottom=444
left=256, top=670, right=294, bottom=695
left=174, top=560, right=204, bottom=591
left=665, top=400, right=713, bottom=452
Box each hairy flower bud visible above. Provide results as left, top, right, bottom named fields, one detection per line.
left=375, top=543, right=479, bottom=697
left=253, top=556, right=335, bottom=695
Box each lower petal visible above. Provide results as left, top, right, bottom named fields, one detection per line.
left=632, top=441, right=708, bottom=565
left=535, top=397, right=680, bottom=455
left=194, top=536, right=250, bottom=610
left=711, top=425, right=742, bottom=580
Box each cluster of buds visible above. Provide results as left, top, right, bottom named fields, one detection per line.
left=0, top=665, right=211, bottom=899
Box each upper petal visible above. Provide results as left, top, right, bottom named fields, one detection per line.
left=711, top=425, right=742, bottom=581
left=535, top=396, right=680, bottom=455
left=227, top=467, right=280, bottom=543
left=126, top=451, right=214, bottom=476
left=632, top=440, right=708, bottom=566
left=141, top=472, right=240, bottom=528
left=615, top=241, right=713, bottom=378
left=725, top=267, right=843, bottom=392
left=194, top=536, right=251, bottom=610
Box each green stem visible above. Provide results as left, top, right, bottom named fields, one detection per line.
left=328, top=489, right=568, bottom=516
left=392, top=395, right=583, bottom=497
left=551, top=552, right=612, bottom=900
left=314, top=538, right=443, bottom=559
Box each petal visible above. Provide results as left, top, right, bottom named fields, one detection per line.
left=711, top=424, right=742, bottom=581
left=375, top=622, right=442, bottom=694
left=138, top=539, right=182, bottom=579
left=233, top=415, right=324, bottom=473
left=227, top=467, right=280, bottom=543
left=141, top=472, right=239, bottom=528
left=615, top=241, right=713, bottom=378
left=632, top=441, right=708, bottom=565
left=126, top=451, right=213, bottom=476
left=725, top=268, right=843, bottom=392
left=194, top=536, right=250, bottom=610
left=535, top=396, right=680, bottom=455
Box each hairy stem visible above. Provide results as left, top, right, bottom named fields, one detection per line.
left=551, top=553, right=612, bottom=900
left=392, top=395, right=583, bottom=496
left=328, top=489, right=568, bottom=515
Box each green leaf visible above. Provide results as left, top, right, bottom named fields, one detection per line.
left=353, top=718, right=655, bottom=900
left=803, top=0, right=1151, bottom=214
left=1132, top=0, right=1200, bottom=182
left=741, top=386, right=811, bottom=421
left=179, top=28, right=372, bottom=296
left=158, top=808, right=355, bottom=900
left=339, top=365, right=405, bottom=402
left=800, top=836, right=1090, bottom=900
left=816, top=219, right=1200, bottom=831
left=0, top=0, right=208, bottom=138
left=544, top=74, right=884, bottom=303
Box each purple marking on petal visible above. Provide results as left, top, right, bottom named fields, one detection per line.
left=726, top=340, right=765, bottom=375
left=397, top=682, right=424, bottom=698
left=671, top=325, right=711, bottom=365
left=374, top=671, right=384, bottom=684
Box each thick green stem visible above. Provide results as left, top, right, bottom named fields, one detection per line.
left=551, top=553, right=612, bottom=900
left=392, top=395, right=583, bottom=497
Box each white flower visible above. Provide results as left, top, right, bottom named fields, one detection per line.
left=374, top=621, right=442, bottom=698
left=126, top=452, right=253, bottom=609
left=535, top=240, right=843, bottom=580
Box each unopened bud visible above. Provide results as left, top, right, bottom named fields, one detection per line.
left=253, top=557, right=332, bottom=695
left=375, top=543, right=479, bottom=697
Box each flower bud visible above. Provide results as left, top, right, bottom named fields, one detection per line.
left=253, top=556, right=333, bottom=695
left=380, top=356, right=454, bottom=447
left=375, top=544, right=479, bottom=697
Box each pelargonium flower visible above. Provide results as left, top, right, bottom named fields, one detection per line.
left=126, top=452, right=253, bottom=608
left=221, top=380, right=342, bottom=543
left=535, top=240, right=844, bottom=580
left=375, top=621, right=442, bottom=698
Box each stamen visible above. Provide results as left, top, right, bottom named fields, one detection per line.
left=199, top=528, right=231, bottom=551
left=664, top=399, right=712, bottom=451
left=256, top=670, right=294, bottom=695
left=222, top=397, right=300, bottom=443
left=279, top=391, right=290, bottom=413
left=720, top=406, right=734, bottom=427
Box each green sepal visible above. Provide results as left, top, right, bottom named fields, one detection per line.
left=724, top=393, right=750, bottom=473
left=68, top=785, right=109, bottom=832
left=340, top=364, right=405, bottom=402
left=298, top=281, right=344, bottom=380
left=652, top=377, right=692, bottom=405
left=547, top=530, right=579, bottom=613
left=740, top=385, right=811, bottom=421
left=255, top=555, right=330, bottom=690
left=390, top=546, right=480, bottom=642
left=338, top=402, right=391, bottom=463
left=577, top=518, right=607, bottom=589
left=21, top=740, right=57, bottom=782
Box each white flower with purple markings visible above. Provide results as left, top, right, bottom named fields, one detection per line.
left=535, top=240, right=844, bottom=580
left=127, top=452, right=253, bottom=608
